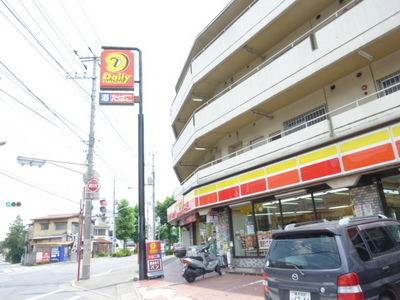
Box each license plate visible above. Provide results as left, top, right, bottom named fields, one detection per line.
left=289, top=290, right=310, bottom=300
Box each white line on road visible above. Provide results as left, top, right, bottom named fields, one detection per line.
left=25, top=289, right=64, bottom=300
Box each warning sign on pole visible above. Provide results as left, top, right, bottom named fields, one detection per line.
left=146, top=241, right=164, bottom=278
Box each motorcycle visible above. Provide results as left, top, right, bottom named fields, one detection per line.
left=174, top=243, right=222, bottom=283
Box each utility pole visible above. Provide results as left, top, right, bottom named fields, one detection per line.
left=66, top=51, right=98, bottom=280
left=81, top=52, right=98, bottom=280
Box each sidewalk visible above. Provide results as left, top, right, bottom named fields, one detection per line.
left=135, top=256, right=264, bottom=300
left=70, top=255, right=264, bottom=299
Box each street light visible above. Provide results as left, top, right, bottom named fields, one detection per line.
left=17, top=155, right=88, bottom=280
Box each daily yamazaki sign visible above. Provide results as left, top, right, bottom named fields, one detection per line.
left=100, top=49, right=134, bottom=90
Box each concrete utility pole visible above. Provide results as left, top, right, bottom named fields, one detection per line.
left=81, top=53, right=98, bottom=280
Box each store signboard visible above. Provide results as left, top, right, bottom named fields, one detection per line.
left=100, top=49, right=134, bottom=90
left=99, top=92, right=135, bottom=105
left=146, top=241, right=164, bottom=278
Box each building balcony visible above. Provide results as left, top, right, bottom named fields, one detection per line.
left=172, top=0, right=400, bottom=182
left=174, top=87, right=400, bottom=196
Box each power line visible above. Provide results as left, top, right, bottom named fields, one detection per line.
left=0, top=169, right=80, bottom=205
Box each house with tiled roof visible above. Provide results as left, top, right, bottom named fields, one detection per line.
left=25, top=213, right=80, bottom=265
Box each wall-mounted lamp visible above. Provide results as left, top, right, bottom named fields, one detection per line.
left=179, top=162, right=198, bottom=167
left=195, top=144, right=216, bottom=151
left=358, top=50, right=374, bottom=61
left=251, top=110, right=273, bottom=119
left=192, top=94, right=210, bottom=102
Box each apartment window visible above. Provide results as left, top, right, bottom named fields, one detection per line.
left=283, top=105, right=327, bottom=135
left=229, top=141, right=243, bottom=157
left=72, top=222, right=79, bottom=234
left=250, top=136, right=266, bottom=149
left=94, top=229, right=106, bottom=236
left=40, top=223, right=49, bottom=230
left=377, top=70, right=400, bottom=96
left=55, top=222, right=67, bottom=231
left=269, top=130, right=281, bottom=141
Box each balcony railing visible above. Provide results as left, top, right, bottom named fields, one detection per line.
left=174, top=0, right=361, bottom=141
left=179, top=83, right=400, bottom=190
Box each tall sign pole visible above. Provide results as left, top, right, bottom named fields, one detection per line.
left=100, top=46, right=147, bottom=280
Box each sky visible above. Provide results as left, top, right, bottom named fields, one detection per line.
left=0, top=0, right=231, bottom=240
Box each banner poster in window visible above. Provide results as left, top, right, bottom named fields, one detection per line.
left=354, top=205, right=363, bottom=217
left=36, top=251, right=51, bottom=263
left=363, top=203, right=373, bottom=216
left=258, top=232, right=273, bottom=250
left=207, top=211, right=218, bottom=224
left=246, top=220, right=254, bottom=234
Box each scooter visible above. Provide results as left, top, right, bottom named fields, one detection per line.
left=174, top=243, right=222, bottom=283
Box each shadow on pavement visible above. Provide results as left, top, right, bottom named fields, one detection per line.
left=136, top=257, right=263, bottom=300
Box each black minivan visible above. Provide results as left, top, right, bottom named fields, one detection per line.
left=263, top=215, right=400, bottom=300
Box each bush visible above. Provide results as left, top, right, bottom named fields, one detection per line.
left=112, top=248, right=132, bottom=257
left=95, top=251, right=108, bottom=258
left=165, top=249, right=174, bottom=256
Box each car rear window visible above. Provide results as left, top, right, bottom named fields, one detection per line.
left=267, top=232, right=341, bottom=270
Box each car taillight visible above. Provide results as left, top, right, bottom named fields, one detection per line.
left=262, top=271, right=270, bottom=293
left=338, top=273, right=364, bottom=300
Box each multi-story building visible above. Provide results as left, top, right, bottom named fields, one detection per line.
left=26, top=213, right=79, bottom=264
left=168, top=0, right=400, bottom=271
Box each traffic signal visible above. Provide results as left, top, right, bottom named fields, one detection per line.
left=99, top=199, right=107, bottom=216
left=6, top=202, right=21, bottom=207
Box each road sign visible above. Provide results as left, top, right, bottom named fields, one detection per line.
left=86, top=178, right=101, bottom=192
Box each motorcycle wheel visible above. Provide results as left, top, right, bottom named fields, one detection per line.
left=215, top=265, right=222, bottom=276
left=183, top=273, right=196, bottom=283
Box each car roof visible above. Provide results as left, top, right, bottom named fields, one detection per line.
left=273, top=215, right=396, bottom=238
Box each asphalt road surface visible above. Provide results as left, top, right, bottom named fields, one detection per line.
left=0, top=255, right=137, bottom=300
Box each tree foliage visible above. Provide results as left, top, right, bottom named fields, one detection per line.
left=115, top=199, right=138, bottom=246
left=1, top=215, right=26, bottom=264
left=155, top=196, right=179, bottom=245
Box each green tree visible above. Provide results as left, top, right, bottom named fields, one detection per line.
left=155, top=196, right=179, bottom=245
left=115, top=199, right=138, bottom=247
left=1, top=215, right=26, bottom=264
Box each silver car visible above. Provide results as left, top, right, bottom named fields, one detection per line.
left=263, top=215, right=400, bottom=300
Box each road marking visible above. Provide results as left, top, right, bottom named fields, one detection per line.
left=25, top=289, right=64, bottom=300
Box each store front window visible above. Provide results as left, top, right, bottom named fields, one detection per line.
left=382, top=175, right=400, bottom=220
left=232, top=203, right=258, bottom=257
left=231, top=188, right=353, bottom=257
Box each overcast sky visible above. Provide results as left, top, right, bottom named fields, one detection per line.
left=0, top=0, right=230, bottom=240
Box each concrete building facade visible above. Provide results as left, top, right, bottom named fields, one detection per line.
left=168, top=0, right=400, bottom=270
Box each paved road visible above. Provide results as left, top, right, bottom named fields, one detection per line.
left=0, top=255, right=264, bottom=299
left=0, top=256, right=137, bottom=300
